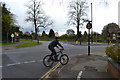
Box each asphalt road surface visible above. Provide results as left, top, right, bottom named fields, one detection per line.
left=2, top=41, right=108, bottom=79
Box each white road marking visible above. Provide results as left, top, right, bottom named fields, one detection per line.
left=29, top=61, right=36, bottom=63
left=23, top=61, right=30, bottom=64
left=3, top=60, right=43, bottom=67
left=7, top=63, right=17, bottom=66
left=77, top=71, right=83, bottom=80
left=7, top=62, right=21, bottom=66
left=38, top=60, right=43, bottom=61
left=23, top=60, right=36, bottom=64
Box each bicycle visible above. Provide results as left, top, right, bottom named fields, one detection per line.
left=43, top=49, right=69, bottom=67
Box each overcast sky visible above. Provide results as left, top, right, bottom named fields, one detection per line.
left=1, top=0, right=120, bottom=35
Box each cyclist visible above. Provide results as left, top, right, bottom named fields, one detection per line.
left=48, top=37, right=64, bottom=61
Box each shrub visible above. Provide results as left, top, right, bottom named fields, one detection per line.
left=111, top=39, right=117, bottom=43
left=105, top=43, right=120, bottom=63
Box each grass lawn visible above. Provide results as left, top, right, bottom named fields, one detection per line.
left=20, top=39, right=31, bottom=41
left=39, top=38, right=54, bottom=41
left=15, top=41, right=42, bottom=48
left=2, top=41, right=16, bottom=45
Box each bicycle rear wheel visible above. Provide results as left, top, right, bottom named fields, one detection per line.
left=60, top=54, right=69, bottom=65
left=43, top=55, right=54, bottom=67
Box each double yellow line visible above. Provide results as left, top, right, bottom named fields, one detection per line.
left=39, top=62, right=61, bottom=80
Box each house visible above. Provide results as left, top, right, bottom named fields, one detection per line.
left=24, top=32, right=31, bottom=36
left=108, top=28, right=120, bottom=40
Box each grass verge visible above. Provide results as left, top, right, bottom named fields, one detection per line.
left=15, top=41, right=42, bottom=48
left=2, top=41, right=16, bottom=45
left=20, top=39, right=31, bottom=41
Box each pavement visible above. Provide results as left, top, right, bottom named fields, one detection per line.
left=48, top=52, right=116, bottom=80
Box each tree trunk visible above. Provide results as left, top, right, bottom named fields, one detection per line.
left=34, top=19, right=39, bottom=44
left=34, top=21, right=37, bottom=40
left=77, top=20, right=79, bottom=38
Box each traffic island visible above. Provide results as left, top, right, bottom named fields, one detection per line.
left=108, top=58, right=120, bottom=79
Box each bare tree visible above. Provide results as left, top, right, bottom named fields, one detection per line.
left=67, top=0, right=88, bottom=37
left=25, top=0, right=53, bottom=40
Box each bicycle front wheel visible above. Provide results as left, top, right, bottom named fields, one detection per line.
left=43, top=55, right=54, bottom=67
left=60, top=54, right=69, bottom=65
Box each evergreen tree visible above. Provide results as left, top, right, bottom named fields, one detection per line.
left=42, top=31, right=47, bottom=37
left=49, top=29, right=55, bottom=38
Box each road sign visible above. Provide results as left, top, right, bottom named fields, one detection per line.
left=86, top=22, right=92, bottom=29
left=11, top=34, right=14, bottom=38
left=11, top=34, right=14, bottom=43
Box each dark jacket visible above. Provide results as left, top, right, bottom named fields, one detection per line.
left=48, top=39, right=63, bottom=48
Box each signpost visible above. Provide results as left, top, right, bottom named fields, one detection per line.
left=86, top=21, right=92, bottom=56
left=11, top=34, right=14, bottom=43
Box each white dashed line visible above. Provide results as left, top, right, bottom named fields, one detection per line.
left=38, top=60, right=43, bottom=62
left=25, top=61, right=36, bottom=63
left=3, top=59, right=43, bottom=67
left=7, top=63, right=17, bottom=66
left=23, top=60, right=36, bottom=64
left=7, top=62, right=21, bottom=66
left=77, top=71, right=83, bottom=80
left=23, top=61, right=29, bottom=64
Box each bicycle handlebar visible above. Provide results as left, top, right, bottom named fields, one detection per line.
left=57, top=49, right=64, bottom=53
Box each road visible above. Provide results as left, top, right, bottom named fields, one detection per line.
left=2, top=41, right=108, bottom=78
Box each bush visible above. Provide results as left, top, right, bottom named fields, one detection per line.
left=111, top=39, right=117, bottom=43
left=105, top=43, right=120, bottom=63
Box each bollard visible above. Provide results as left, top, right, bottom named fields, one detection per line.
left=110, top=41, right=111, bottom=44
left=65, top=40, right=67, bottom=43
left=76, top=41, right=78, bottom=45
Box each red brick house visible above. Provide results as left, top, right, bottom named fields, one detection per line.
left=108, top=28, right=120, bottom=40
